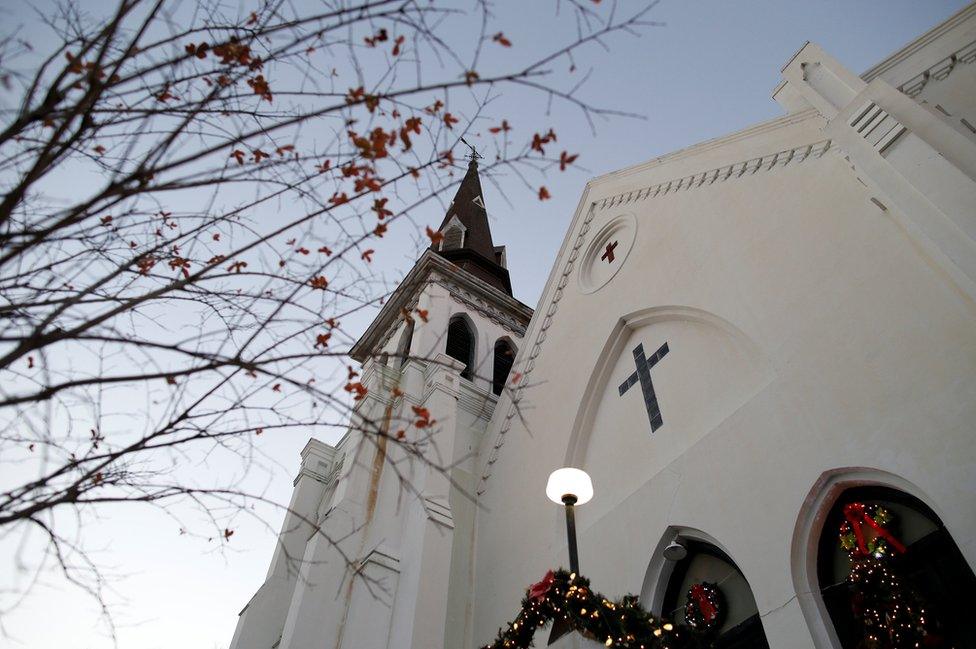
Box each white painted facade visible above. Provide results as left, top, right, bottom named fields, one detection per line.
left=230, top=6, right=976, bottom=648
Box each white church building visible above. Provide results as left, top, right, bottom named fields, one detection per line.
left=230, top=5, right=976, bottom=648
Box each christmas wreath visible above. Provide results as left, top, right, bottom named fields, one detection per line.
left=481, top=569, right=706, bottom=649
left=683, top=582, right=724, bottom=632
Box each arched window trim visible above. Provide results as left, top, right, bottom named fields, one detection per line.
left=491, top=337, right=517, bottom=396
left=446, top=314, right=476, bottom=380
left=790, top=468, right=958, bottom=649
left=642, top=528, right=769, bottom=648
left=438, top=215, right=467, bottom=252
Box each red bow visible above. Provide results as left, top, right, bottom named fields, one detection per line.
left=690, top=584, right=717, bottom=622
left=843, top=503, right=907, bottom=556
left=528, top=570, right=555, bottom=601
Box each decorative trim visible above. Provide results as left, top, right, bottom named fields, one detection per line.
left=423, top=495, right=454, bottom=529
left=350, top=250, right=532, bottom=362
left=359, top=544, right=400, bottom=573
left=897, top=39, right=976, bottom=98
left=847, top=101, right=906, bottom=156
left=862, top=1, right=976, bottom=83
left=594, top=139, right=832, bottom=212
left=437, top=274, right=528, bottom=336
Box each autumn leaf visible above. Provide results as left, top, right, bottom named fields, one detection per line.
left=492, top=32, right=512, bottom=47
left=415, top=308, right=429, bottom=323
left=372, top=197, right=393, bottom=219
left=559, top=151, right=579, bottom=171
left=275, top=145, right=294, bottom=156
left=344, top=381, right=368, bottom=401
left=364, top=28, right=388, bottom=47
left=100, top=215, right=113, bottom=226
left=227, top=260, right=248, bottom=273
left=230, top=149, right=245, bottom=165
left=374, top=222, right=388, bottom=237
left=315, top=332, right=332, bottom=348
left=247, top=75, right=272, bottom=102
left=464, top=70, right=479, bottom=85
left=489, top=119, right=512, bottom=134
left=443, top=112, right=459, bottom=129
left=27, top=356, right=34, bottom=369
left=538, top=186, right=551, bottom=200
left=392, top=387, right=404, bottom=398
left=426, top=226, right=444, bottom=245
left=93, top=145, right=106, bottom=155
left=361, top=249, right=374, bottom=263
left=392, top=35, right=405, bottom=56
left=272, top=383, right=281, bottom=392
left=156, top=86, right=176, bottom=102
left=309, top=276, right=329, bottom=290
left=329, top=192, right=349, bottom=205
left=318, top=246, right=333, bottom=256
left=224, top=528, right=234, bottom=540
left=252, top=149, right=269, bottom=162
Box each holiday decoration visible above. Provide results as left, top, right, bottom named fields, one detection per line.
left=683, top=582, right=724, bottom=632
left=481, top=569, right=705, bottom=649
left=837, top=502, right=945, bottom=648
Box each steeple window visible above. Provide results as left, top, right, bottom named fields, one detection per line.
left=446, top=316, right=475, bottom=380
left=492, top=339, right=515, bottom=396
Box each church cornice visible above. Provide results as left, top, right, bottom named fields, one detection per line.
left=350, top=250, right=533, bottom=362
left=594, top=138, right=832, bottom=211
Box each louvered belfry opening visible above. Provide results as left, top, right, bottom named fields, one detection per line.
left=446, top=317, right=474, bottom=380
left=440, top=224, right=464, bottom=250
left=492, top=339, right=514, bottom=396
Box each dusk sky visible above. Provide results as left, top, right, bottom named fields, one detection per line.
left=0, top=1, right=969, bottom=648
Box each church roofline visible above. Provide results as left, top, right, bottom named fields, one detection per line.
left=772, top=3, right=976, bottom=108
left=349, top=250, right=533, bottom=363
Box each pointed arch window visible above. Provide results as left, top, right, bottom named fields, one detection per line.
left=491, top=339, right=515, bottom=396
left=446, top=316, right=474, bottom=380
left=817, top=486, right=976, bottom=648
left=659, top=540, right=769, bottom=648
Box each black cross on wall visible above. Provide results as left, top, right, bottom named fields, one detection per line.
left=618, top=342, right=669, bottom=433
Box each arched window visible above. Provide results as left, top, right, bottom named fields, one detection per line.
left=394, top=318, right=414, bottom=368
left=491, top=339, right=515, bottom=396
left=817, top=486, right=976, bottom=648
left=445, top=316, right=474, bottom=380
left=660, top=539, right=769, bottom=649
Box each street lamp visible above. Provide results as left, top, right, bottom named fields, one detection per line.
left=546, top=467, right=593, bottom=574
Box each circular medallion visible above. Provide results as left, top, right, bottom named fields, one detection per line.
left=578, top=213, right=636, bottom=294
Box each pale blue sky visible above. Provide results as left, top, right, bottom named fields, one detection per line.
left=0, top=2, right=969, bottom=648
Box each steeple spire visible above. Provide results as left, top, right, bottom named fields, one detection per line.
left=431, top=157, right=513, bottom=295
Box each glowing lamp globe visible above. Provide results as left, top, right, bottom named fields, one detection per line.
left=546, top=468, right=593, bottom=505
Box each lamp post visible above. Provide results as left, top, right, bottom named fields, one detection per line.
left=546, top=467, right=593, bottom=574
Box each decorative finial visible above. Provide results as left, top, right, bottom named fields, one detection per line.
left=460, top=137, right=482, bottom=166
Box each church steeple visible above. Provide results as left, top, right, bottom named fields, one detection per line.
left=431, top=158, right=513, bottom=295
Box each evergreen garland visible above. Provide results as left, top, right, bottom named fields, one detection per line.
left=481, top=569, right=707, bottom=649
